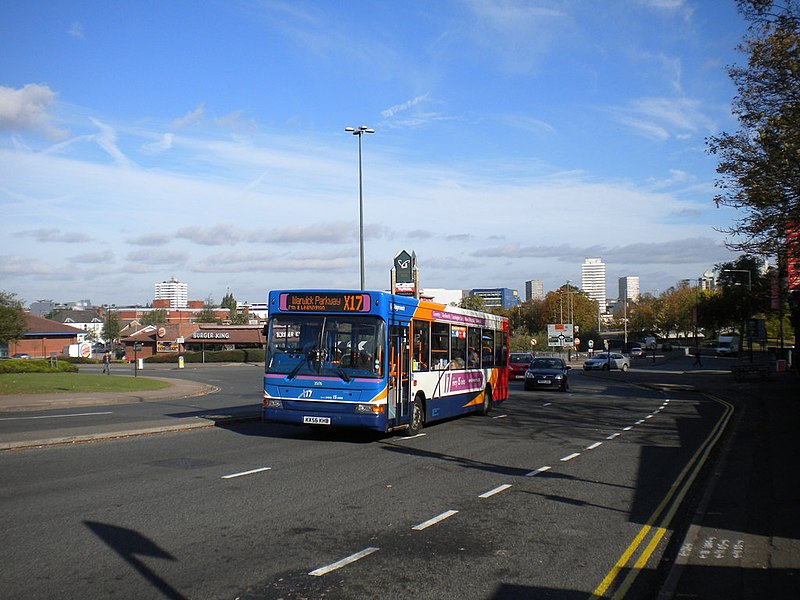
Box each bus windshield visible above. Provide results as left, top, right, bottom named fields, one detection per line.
left=266, top=314, right=386, bottom=379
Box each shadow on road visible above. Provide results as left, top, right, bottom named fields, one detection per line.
left=84, top=520, right=187, bottom=600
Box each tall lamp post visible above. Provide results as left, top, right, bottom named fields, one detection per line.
left=345, top=125, right=375, bottom=290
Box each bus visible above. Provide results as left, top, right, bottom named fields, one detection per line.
left=262, top=290, right=509, bottom=435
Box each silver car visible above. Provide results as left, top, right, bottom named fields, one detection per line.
left=583, top=352, right=630, bottom=371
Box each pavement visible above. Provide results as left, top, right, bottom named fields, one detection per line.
left=2, top=352, right=799, bottom=598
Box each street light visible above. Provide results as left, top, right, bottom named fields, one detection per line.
left=345, top=125, right=375, bottom=290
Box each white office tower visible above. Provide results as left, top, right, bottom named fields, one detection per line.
left=618, top=276, right=640, bottom=303
left=581, top=258, right=607, bottom=313
left=154, top=277, right=188, bottom=308
left=525, top=279, right=544, bottom=301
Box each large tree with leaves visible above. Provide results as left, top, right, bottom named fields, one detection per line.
left=707, top=0, right=800, bottom=359
left=0, top=291, right=28, bottom=345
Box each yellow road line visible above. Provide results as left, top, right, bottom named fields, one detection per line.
left=590, top=394, right=733, bottom=599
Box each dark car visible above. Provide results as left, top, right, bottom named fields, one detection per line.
left=524, top=357, right=570, bottom=391
left=508, top=352, right=534, bottom=380
left=11, top=352, right=30, bottom=359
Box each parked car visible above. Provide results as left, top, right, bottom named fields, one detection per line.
left=508, top=352, right=534, bottom=380
left=524, top=357, right=570, bottom=391
left=11, top=352, right=30, bottom=359
left=583, top=352, right=630, bottom=371
left=629, top=346, right=644, bottom=358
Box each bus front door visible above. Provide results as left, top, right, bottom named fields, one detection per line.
left=387, top=326, right=411, bottom=430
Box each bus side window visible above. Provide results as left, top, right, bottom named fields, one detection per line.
left=431, top=322, right=449, bottom=370
left=495, top=330, right=508, bottom=367
left=451, top=326, right=467, bottom=368
left=481, top=328, right=495, bottom=367
left=468, top=327, right=481, bottom=368
left=412, top=320, right=430, bottom=372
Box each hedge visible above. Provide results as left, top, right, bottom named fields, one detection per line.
left=143, top=349, right=265, bottom=364
left=0, top=359, right=80, bottom=374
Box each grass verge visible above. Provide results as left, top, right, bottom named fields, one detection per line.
left=0, top=373, right=171, bottom=395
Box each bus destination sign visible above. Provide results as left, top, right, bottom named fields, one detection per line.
left=280, top=292, right=371, bottom=313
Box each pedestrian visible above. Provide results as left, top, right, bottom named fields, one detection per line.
left=102, top=351, right=111, bottom=375
left=692, top=346, right=702, bottom=367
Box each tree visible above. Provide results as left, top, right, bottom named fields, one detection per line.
left=196, top=296, right=220, bottom=324
left=220, top=291, right=248, bottom=323
left=102, top=311, right=121, bottom=346
left=459, top=294, right=487, bottom=312
left=659, top=283, right=697, bottom=339
left=0, top=291, right=28, bottom=345
left=140, top=309, right=168, bottom=326
left=707, top=0, right=800, bottom=360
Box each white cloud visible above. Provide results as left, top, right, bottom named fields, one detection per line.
left=68, top=21, right=85, bottom=39
left=0, top=84, right=67, bottom=139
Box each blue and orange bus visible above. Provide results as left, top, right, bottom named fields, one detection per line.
left=262, top=290, right=509, bottom=434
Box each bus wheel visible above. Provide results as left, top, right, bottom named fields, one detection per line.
left=481, top=387, right=492, bottom=416
left=407, top=397, right=424, bottom=436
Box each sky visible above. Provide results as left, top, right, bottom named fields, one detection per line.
left=1, top=0, right=752, bottom=308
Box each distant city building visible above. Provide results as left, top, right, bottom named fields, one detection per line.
left=525, top=280, right=544, bottom=301
left=699, top=271, right=716, bottom=291
left=28, top=299, right=95, bottom=317
left=470, top=288, right=520, bottom=310
left=581, top=258, right=607, bottom=312
left=154, top=277, right=188, bottom=309
left=618, top=276, right=640, bottom=303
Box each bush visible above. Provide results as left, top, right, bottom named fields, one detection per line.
left=143, top=349, right=265, bottom=364
left=0, top=359, right=79, bottom=374
left=58, top=355, right=99, bottom=364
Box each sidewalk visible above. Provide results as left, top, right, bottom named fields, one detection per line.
left=642, top=354, right=800, bottom=599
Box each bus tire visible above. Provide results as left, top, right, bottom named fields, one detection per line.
left=407, top=396, right=424, bottom=436
left=481, top=386, right=492, bottom=416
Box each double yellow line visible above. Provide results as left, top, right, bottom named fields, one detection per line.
left=590, top=394, right=734, bottom=599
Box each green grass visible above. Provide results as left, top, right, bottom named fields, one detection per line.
left=0, top=373, right=171, bottom=395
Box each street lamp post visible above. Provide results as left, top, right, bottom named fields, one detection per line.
left=345, top=125, right=375, bottom=290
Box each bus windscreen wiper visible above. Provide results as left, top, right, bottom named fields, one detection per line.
left=287, top=355, right=308, bottom=380
left=335, top=365, right=351, bottom=382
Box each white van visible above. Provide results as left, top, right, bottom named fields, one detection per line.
left=715, top=335, right=740, bottom=356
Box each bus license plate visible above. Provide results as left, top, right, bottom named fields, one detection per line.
left=303, top=416, right=331, bottom=425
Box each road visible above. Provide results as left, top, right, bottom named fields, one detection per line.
left=0, top=363, right=729, bottom=599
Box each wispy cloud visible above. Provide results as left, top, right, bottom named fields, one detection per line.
left=382, top=94, right=430, bottom=118
left=71, top=250, right=115, bottom=263
left=126, top=249, right=188, bottom=265
left=610, top=97, right=715, bottom=141
left=141, top=133, right=174, bottom=154
left=171, top=105, right=205, bottom=129
left=14, top=228, right=92, bottom=243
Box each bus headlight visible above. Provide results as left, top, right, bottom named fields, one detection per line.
left=355, top=404, right=385, bottom=414
left=266, top=399, right=284, bottom=409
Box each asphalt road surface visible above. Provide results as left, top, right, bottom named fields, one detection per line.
left=0, top=365, right=728, bottom=599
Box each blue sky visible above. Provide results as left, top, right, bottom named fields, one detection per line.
left=1, top=0, right=749, bottom=308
